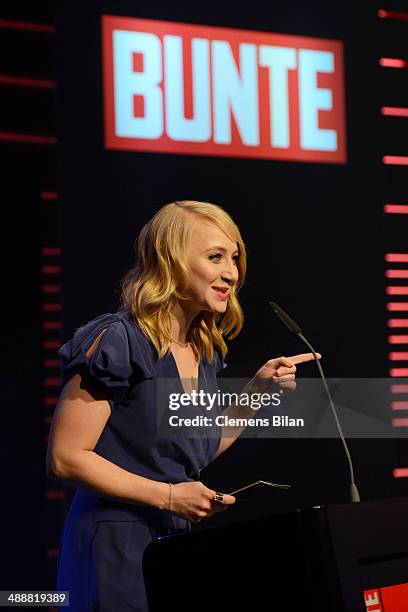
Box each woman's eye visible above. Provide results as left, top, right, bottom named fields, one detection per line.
left=209, top=253, right=239, bottom=264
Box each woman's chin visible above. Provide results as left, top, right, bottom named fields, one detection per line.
left=211, top=302, right=228, bottom=314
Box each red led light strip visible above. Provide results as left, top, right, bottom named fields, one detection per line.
left=386, top=244, right=408, bottom=450
left=0, top=132, right=57, bottom=145
left=392, top=417, right=408, bottom=426
left=392, top=401, right=408, bottom=410
left=43, top=340, right=60, bottom=349
left=388, top=319, right=408, bottom=327
left=378, top=9, right=408, bottom=21
left=387, top=303, right=408, bottom=311
left=47, top=490, right=64, bottom=500
left=41, top=191, right=58, bottom=201
left=386, top=270, right=408, bottom=278
left=383, top=156, right=408, bottom=165
left=44, top=378, right=61, bottom=387
left=384, top=204, right=408, bottom=214
left=390, top=368, right=408, bottom=376
left=43, top=321, right=62, bottom=330
left=42, top=284, right=60, bottom=293
left=43, top=359, right=60, bottom=368
left=42, top=303, right=62, bottom=312
left=0, top=18, right=55, bottom=33
left=0, top=75, right=56, bottom=89
left=47, top=548, right=59, bottom=558
left=42, top=238, right=64, bottom=510
left=389, top=352, right=408, bottom=360
left=42, top=265, right=61, bottom=274
left=44, top=397, right=58, bottom=406
left=381, top=106, right=408, bottom=117
left=379, top=57, right=408, bottom=69
left=385, top=253, right=408, bottom=263
left=41, top=247, right=60, bottom=256
left=391, top=384, right=408, bottom=393
left=387, top=287, right=408, bottom=295
left=394, top=468, right=408, bottom=477
left=389, top=335, right=408, bottom=343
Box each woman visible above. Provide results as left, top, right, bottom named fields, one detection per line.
left=47, top=200, right=315, bottom=611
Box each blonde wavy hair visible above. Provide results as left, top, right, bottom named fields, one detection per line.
left=120, top=200, right=246, bottom=362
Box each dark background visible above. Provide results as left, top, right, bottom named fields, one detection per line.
left=2, top=0, right=408, bottom=595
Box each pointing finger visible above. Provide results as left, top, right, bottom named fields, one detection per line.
left=287, top=352, right=321, bottom=365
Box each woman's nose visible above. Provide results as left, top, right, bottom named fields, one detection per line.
left=222, top=261, right=239, bottom=284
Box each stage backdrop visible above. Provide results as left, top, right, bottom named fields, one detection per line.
left=56, top=0, right=397, bottom=514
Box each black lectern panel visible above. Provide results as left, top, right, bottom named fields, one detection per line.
left=143, top=497, right=408, bottom=611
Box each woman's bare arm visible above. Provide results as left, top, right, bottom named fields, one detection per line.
left=46, top=372, right=170, bottom=509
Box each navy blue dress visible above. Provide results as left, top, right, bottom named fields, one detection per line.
left=56, top=309, right=224, bottom=611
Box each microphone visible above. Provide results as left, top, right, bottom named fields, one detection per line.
left=268, top=301, right=360, bottom=503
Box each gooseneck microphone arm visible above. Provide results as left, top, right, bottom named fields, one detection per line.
left=268, top=301, right=360, bottom=503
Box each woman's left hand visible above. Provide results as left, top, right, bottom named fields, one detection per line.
left=254, top=352, right=321, bottom=391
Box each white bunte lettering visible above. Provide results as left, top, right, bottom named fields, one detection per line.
left=107, top=19, right=344, bottom=161
left=298, top=50, right=337, bottom=151
left=164, top=36, right=211, bottom=142
left=259, top=46, right=297, bottom=148
left=113, top=31, right=163, bottom=139
left=212, top=41, right=259, bottom=145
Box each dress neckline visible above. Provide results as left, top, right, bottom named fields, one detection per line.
left=168, top=350, right=202, bottom=394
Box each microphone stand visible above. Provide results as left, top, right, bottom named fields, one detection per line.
left=269, top=302, right=360, bottom=503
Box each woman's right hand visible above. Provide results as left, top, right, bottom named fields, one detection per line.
left=170, top=481, right=235, bottom=523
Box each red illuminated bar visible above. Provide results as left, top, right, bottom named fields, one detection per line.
left=392, top=401, right=408, bottom=410
left=42, top=284, right=60, bottom=293
left=47, top=548, right=59, bottom=558
left=391, top=384, right=408, bottom=393
left=0, top=75, right=56, bottom=89
left=378, top=9, right=408, bottom=21
left=383, top=156, right=408, bottom=165
left=386, top=270, right=408, bottom=278
left=379, top=58, right=408, bottom=68
left=389, top=335, right=408, bottom=343
left=42, top=321, right=62, bottom=330
left=381, top=106, right=408, bottom=117
left=390, top=368, right=408, bottom=376
left=44, top=397, right=58, bottom=406
left=44, top=378, right=61, bottom=387
left=387, top=303, right=408, bottom=311
left=388, top=319, right=408, bottom=327
left=42, top=303, right=62, bottom=312
left=0, top=18, right=55, bottom=33
left=41, top=247, right=60, bottom=256
left=43, top=359, right=60, bottom=367
left=385, top=253, right=408, bottom=263
left=42, top=265, right=61, bottom=274
left=387, top=287, right=408, bottom=295
left=41, top=191, right=58, bottom=200
left=0, top=131, right=57, bottom=144
left=42, top=340, right=61, bottom=349
left=393, top=468, right=408, bottom=477
left=392, top=417, right=408, bottom=426
left=389, top=352, right=408, bottom=360
left=47, top=490, right=64, bottom=500
left=384, top=204, right=408, bottom=214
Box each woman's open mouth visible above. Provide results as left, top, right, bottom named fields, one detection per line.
left=212, top=286, right=230, bottom=300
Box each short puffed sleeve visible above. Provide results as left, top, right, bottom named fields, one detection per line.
left=57, top=312, right=154, bottom=395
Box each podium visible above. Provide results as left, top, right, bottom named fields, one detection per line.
left=143, top=497, right=408, bottom=611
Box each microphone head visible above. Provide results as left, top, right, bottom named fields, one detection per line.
left=268, top=301, right=303, bottom=335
